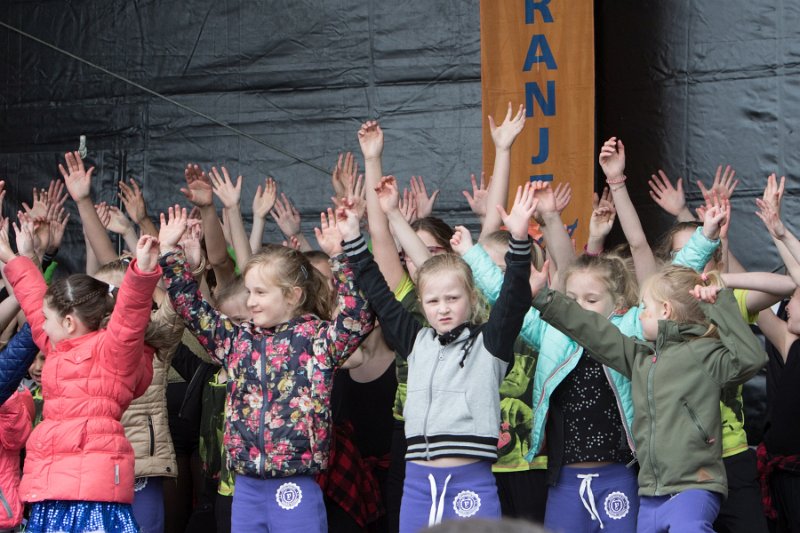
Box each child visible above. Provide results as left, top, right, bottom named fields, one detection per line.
left=156, top=205, right=374, bottom=533
left=0, top=216, right=160, bottom=531
left=0, top=387, right=34, bottom=532
left=527, top=241, right=767, bottom=532
left=342, top=181, right=537, bottom=532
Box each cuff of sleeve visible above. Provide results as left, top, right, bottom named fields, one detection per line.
left=508, top=236, right=532, bottom=257
left=42, top=251, right=57, bottom=263
left=694, top=226, right=720, bottom=246
left=159, top=249, right=184, bottom=268
left=343, top=235, right=370, bottom=261
left=532, top=287, right=553, bottom=310
left=129, top=259, right=163, bottom=278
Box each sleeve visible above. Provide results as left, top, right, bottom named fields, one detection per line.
left=317, top=252, right=375, bottom=366
left=147, top=295, right=186, bottom=354
left=159, top=250, right=240, bottom=365
left=481, top=238, right=532, bottom=362
left=532, top=288, right=651, bottom=378
left=0, top=390, right=33, bottom=450
left=698, top=289, right=768, bottom=385
left=101, top=259, right=161, bottom=376
left=733, top=289, right=759, bottom=324
left=344, top=235, right=421, bottom=359
left=462, top=242, right=546, bottom=351
left=0, top=324, right=40, bottom=406
left=4, top=256, right=53, bottom=355
left=672, top=227, right=720, bottom=271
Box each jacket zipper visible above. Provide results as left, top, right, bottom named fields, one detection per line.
left=421, top=346, right=444, bottom=459
left=647, top=350, right=660, bottom=493
left=0, top=488, right=11, bottom=519
left=531, top=346, right=582, bottom=454
left=147, top=415, right=155, bottom=456
left=259, top=347, right=268, bottom=476
left=683, top=401, right=715, bottom=445
left=602, top=366, right=637, bottom=457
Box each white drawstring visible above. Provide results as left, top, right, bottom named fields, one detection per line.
left=577, top=473, right=605, bottom=530
left=427, top=473, right=452, bottom=527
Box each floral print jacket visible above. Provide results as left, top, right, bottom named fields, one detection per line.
left=160, top=251, right=374, bottom=478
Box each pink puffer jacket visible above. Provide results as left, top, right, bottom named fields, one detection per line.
left=5, top=256, right=159, bottom=504
left=0, top=388, right=33, bottom=529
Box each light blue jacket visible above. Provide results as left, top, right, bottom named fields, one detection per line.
left=462, top=227, right=720, bottom=461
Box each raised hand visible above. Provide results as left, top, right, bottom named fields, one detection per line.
left=105, top=206, right=134, bottom=236
left=159, top=205, right=189, bottom=253
left=697, top=192, right=730, bottom=240
left=498, top=182, right=538, bottom=241
left=332, top=152, right=359, bottom=199
left=648, top=170, right=686, bottom=217
left=181, top=164, right=214, bottom=207
left=282, top=236, right=301, bottom=251
left=374, top=176, right=400, bottom=215
left=554, top=182, right=573, bottom=214
left=690, top=283, right=721, bottom=304
left=332, top=173, right=367, bottom=220
left=530, top=181, right=557, bottom=223
left=118, top=178, right=149, bottom=224
left=179, top=219, right=204, bottom=270
left=462, top=172, right=489, bottom=219
left=358, top=121, right=384, bottom=160
left=449, top=225, right=474, bottom=256
left=399, top=188, right=418, bottom=224
left=209, top=166, right=242, bottom=209
left=598, top=137, right=625, bottom=182
left=59, top=151, right=95, bottom=202
left=589, top=199, right=617, bottom=240
left=488, top=102, right=526, bottom=151
left=46, top=203, right=69, bottom=254
left=409, top=175, right=439, bottom=219
left=335, top=203, right=361, bottom=242
left=47, top=179, right=69, bottom=210
left=755, top=198, right=786, bottom=240
left=529, top=259, right=550, bottom=299
left=22, top=187, right=49, bottom=220
left=762, top=173, right=785, bottom=216
left=13, top=212, right=39, bottom=259
left=314, top=208, right=344, bottom=256
left=271, top=193, right=302, bottom=238
left=0, top=219, right=13, bottom=263
left=136, top=235, right=160, bottom=273
left=697, top=164, right=738, bottom=202
left=94, top=202, right=111, bottom=229
left=252, top=177, right=277, bottom=220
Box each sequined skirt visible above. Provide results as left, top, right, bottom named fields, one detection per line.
left=26, top=501, right=139, bottom=533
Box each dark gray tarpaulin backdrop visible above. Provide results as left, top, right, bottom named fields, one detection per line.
left=1, top=0, right=799, bottom=275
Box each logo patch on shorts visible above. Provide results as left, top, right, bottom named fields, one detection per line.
left=133, top=477, right=148, bottom=492
left=452, top=490, right=481, bottom=518
left=275, top=482, right=303, bottom=510
left=604, top=491, right=630, bottom=520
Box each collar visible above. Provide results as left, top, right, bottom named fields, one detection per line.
left=436, top=322, right=470, bottom=345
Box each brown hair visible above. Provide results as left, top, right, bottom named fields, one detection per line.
left=243, top=244, right=333, bottom=320
left=562, top=254, right=639, bottom=311
left=481, top=229, right=545, bottom=270
left=415, top=253, right=484, bottom=324
left=46, top=275, right=116, bottom=332
left=411, top=217, right=454, bottom=253
left=656, top=221, right=723, bottom=268
left=641, top=265, right=723, bottom=338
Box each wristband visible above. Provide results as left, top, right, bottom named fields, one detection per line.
left=583, top=244, right=603, bottom=257
left=606, top=174, right=627, bottom=185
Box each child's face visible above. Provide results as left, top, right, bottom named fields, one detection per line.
left=419, top=273, right=472, bottom=335
left=786, top=288, right=800, bottom=335
left=219, top=291, right=251, bottom=326
left=28, top=352, right=45, bottom=385
left=42, top=300, right=71, bottom=345
left=244, top=267, right=299, bottom=329
left=309, top=258, right=334, bottom=293
left=639, top=289, right=670, bottom=341
left=565, top=272, right=617, bottom=317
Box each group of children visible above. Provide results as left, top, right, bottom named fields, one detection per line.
left=0, top=105, right=794, bottom=533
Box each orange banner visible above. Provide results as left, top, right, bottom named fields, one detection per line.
left=480, top=0, right=595, bottom=247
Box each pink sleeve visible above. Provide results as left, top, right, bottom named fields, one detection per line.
left=0, top=390, right=33, bottom=450
left=4, top=257, right=51, bottom=355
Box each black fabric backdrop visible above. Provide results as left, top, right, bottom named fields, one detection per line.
left=1, top=0, right=799, bottom=273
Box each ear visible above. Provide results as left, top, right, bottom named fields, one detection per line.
left=287, top=286, right=304, bottom=308
left=62, top=313, right=79, bottom=335
left=661, top=300, right=673, bottom=320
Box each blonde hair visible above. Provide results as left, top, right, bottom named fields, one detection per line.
left=562, top=254, right=639, bottom=311
left=416, top=253, right=485, bottom=324
left=481, top=230, right=545, bottom=270
left=641, top=265, right=723, bottom=338
left=243, top=244, right=332, bottom=321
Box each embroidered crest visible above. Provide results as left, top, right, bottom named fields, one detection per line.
left=452, top=490, right=481, bottom=518
left=604, top=491, right=630, bottom=520
left=275, top=482, right=303, bottom=510
left=133, top=477, right=148, bottom=492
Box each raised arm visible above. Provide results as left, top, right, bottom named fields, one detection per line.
left=376, top=175, right=432, bottom=270
left=480, top=103, right=526, bottom=240
left=118, top=178, right=158, bottom=237
left=210, top=166, right=251, bottom=266
left=250, top=177, right=276, bottom=253
left=598, top=138, right=658, bottom=283
left=531, top=181, right=575, bottom=286
left=648, top=169, right=695, bottom=222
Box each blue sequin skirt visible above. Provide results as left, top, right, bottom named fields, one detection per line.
left=26, top=501, right=140, bottom=533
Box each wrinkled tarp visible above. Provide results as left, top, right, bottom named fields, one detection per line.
left=0, top=0, right=482, bottom=273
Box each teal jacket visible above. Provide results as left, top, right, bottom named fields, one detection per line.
left=462, top=227, right=719, bottom=462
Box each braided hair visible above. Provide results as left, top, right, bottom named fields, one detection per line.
left=45, top=274, right=116, bottom=332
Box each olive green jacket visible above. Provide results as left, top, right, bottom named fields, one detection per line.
left=531, top=288, right=766, bottom=497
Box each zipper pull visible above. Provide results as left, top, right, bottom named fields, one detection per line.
left=626, top=457, right=638, bottom=468
left=651, top=355, right=657, bottom=363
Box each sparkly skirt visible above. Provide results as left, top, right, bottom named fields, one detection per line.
left=26, top=501, right=140, bottom=533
